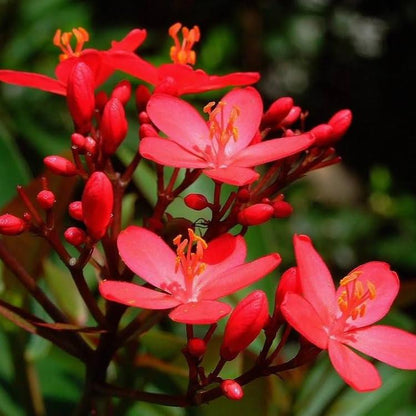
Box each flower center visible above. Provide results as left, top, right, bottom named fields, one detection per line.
left=173, top=229, right=207, bottom=282
left=169, top=22, right=200, bottom=65
left=53, top=27, right=89, bottom=62
left=337, top=271, right=376, bottom=320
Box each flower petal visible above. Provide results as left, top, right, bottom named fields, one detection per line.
left=117, top=226, right=182, bottom=291
left=140, top=137, right=208, bottom=168
left=281, top=293, right=328, bottom=349
left=230, top=134, right=314, bottom=167
left=99, top=281, right=181, bottom=309
left=146, top=93, right=210, bottom=150
left=342, top=325, right=416, bottom=369
left=169, top=300, right=231, bottom=324
left=110, top=28, right=147, bottom=51
left=294, top=234, right=337, bottom=325
left=198, top=253, right=281, bottom=300
left=328, top=339, right=382, bottom=392
left=203, top=166, right=259, bottom=186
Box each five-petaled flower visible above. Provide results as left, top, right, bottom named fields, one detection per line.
left=281, top=234, right=416, bottom=392
left=140, top=87, right=314, bottom=186
left=99, top=226, right=281, bottom=324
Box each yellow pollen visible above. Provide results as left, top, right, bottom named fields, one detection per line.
left=340, top=270, right=362, bottom=286
left=53, top=27, right=89, bottom=62
left=169, top=22, right=200, bottom=65
left=368, top=281, right=376, bottom=299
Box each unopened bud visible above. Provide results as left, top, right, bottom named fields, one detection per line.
left=138, top=111, right=151, bottom=124
left=221, top=380, right=244, bottom=400
left=64, top=227, right=87, bottom=246
left=139, top=123, right=158, bottom=139
left=95, top=91, right=108, bottom=112
left=261, top=97, right=294, bottom=128
left=184, top=194, right=209, bottom=210
left=68, top=201, right=83, bottom=221
left=187, top=338, right=207, bottom=357
left=100, top=97, right=128, bottom=155
left=328, top=109, right=352, bottom=141
left=273, top=200, right=293, bottom=218
left=44, top=156, right=77, bottom=176
left=82, top=172, right=113, bottom=240
left=275, top=267, right=300, bottom=307
left=71, top=133, right=86, bottom=149
left=37, top=190, right=56, bottom=210
left=310, top=124, right=334, bottom=146
left=280, top=106, right=301, bottom=128
left=220, top=290, right=269, bottom=361
left=237, top=188, right=250, bottom=202
left=0, top=214, right=26, bottom=235
left=66, top=62, right=95, bottom=134
left=111, top=80, right=131, bottom=105
left=238, top=203, right=274, bottom=226
left=85, top=136, right=97, bottom=154
left=135, top=85, right=151, bottom=113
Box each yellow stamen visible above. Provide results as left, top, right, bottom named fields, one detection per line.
left=169, top=22, right=200, bottom=65
left=53, top=27, right=90, bottom=61
left=340, top=271, right=362, bottom=286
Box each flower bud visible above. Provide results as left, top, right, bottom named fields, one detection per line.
left=184, top=194, right=209, bottom=210
left=44, top=156, right=77, bottom=176
left=261, top=97, right=294, bottom=128
left=139, top=123, right=158, bottom=139
left=238, top=203, right=274, bottom=226
left=71, top=133, right=86, bottom=149
left=85, top=136, right=97, bottom=154
left=100, top=97, right=128, bottom=155
left=37, top=190, right=56, bottom=210
left=236, top=188, right=250, bottom=202
left=66, top=62, right=95, bottom=134
left=82, top=172, right=113, bottom=240
left=135, top=85, right=151, bottom=113
left=0, top=214, right=26, bottom=235
left=68, top=201, right=83, bottom=221
left=328, top=109, right=352, bottom=141
left=273, top=200, right=293, bottom=218
left=221, top=380, right=244, bottom=400
left=111, top=80, right=131, bottom=105
left=275, top=267, right=300, bottom=307
left=280, top=106, right=301, bottom=128
left=95, top=91, right=108, bottom=112
left=220, top=290, right=269, bottom=361
left=138, top=111, right=151, bottom=124
left=64, top=227, right=87, bottom=246
left=187, top=338, right=207, bottom=357
left=310, top=124, right=334, bottom=146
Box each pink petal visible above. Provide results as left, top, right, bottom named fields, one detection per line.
left=219, top=87, right=263, bottom=155
left=230, top=134, right=314, bottom=167
left=328, top=339, right=382, bottom=392
left=169, top=300, right=231, bottom=324
left=140, top=137, right=208, bottom=168
left=203, top=166, right=259, bottom=186
left=280, top=293, right=329, bottom=349
left=336, top=262, right=399, bottom=328
left=294, top=235, right=337, bottom=325
left=198, top=253, right=281, bottom=300
left=342, top=325, right=416, bottom=369
left=117, top=226, right=182, bottom=291
left=146, top=93, right=210, bottom=150
left=0, top=70, right=66, bottom=95
left=99, top=281, right=181, bottom=309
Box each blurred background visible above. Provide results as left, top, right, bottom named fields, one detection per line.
left=0, top=0, right=415, bottom=415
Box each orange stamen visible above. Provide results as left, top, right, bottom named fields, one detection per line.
left=169, top=22, right=200, bottom=65
left=53, top=27, right=90, bottom=61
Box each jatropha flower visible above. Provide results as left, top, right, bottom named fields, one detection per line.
left=140, top=87, right=314, bottom=186
left=281, top=235, right=416, bottom=392
left=0, top=27, right=146, bottom=95
left=99, top=227, right=280, bottom=324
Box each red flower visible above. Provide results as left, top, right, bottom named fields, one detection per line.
left=281, top=235, right=416, bottom=392
left=0, top=27, right=146, bottom=95
left=140, top=87, right=314, bottom=186
left=99, top=227, right=280, bottom=324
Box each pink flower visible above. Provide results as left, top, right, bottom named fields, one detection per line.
left=99, top=227, right=281, bottom=324
left=0, top=27, right=146, bottom=95
left=140, top=87, right=314, bottom=186
left=281, top=234, right=416, bottom=392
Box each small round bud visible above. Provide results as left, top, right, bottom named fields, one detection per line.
left=85, top=136, right=97, bottom=154
left=184, top=194, right=209, bottom=210
left=261, top=97, right=294, bottom=128
left=328, top=109, right=352, bottom=141
left=187, top=338, right=207, bottom=357
left=273, top=200, right=293, bottom=218
left=238, top=203, right=274, bottom=226
left=95, top=91, right=108, bottom=112
left=139, top=123, right=158, bottom=139
left=237, top=188, right=250, bottom=202
left=310, top=124, right=334, bottom=146
left=68, top=201, right=83, bottom=221
left=44, top=156, right=77, bottom=176
left=138, top=111, right=151, bottom=124
left=71, top=133, right=86, bottom=149
left=0, top=214, right=26, bottom=235
left=221, top=380, right=244, bottom=400
left=111, top=80, right=131, bottom=105
left=64, top=227, right=87, bottom=246
left=135, top=85, right=151, bottom=113
left=280, top=106, right=301, bottom=127
left=37, top=190, right=56, bottom=210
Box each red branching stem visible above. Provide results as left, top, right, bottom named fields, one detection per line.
left=16, top=186, right=43, bottom=226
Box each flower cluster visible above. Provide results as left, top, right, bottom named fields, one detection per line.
left=0, top=22, right=414, bottom=413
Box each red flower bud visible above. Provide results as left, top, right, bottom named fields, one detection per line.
left=95, top=91, right=108, bottom=112
left=85, top=136, right=97, bottom=154
left=238, top=203, right=274, bottom=226
left=280, top=106, right=301, bottom=127
left=273, top=200, right=293, bottom=218
left=220, top=290, right=269, bottom=361
left=187, top=338, right=207, bottom=357
left=328, top=109, right=352, bottom=141
left=0, top=214, right=26, bottom=235
left=66, top=62, right=95, bottom=134
left=221, top=380, right=244, bottom=400
left=82, top=172, right=113, bottom=240
left=310, top=124, right=334, bottom=146
left=261, top=97, right=294, bottom=128
left=64, top=227, right=87, bottom=246
left=44, top=156, right=77, bottom=176
left=237, top=188, right=250, bottom=202
left=275, top=267, right=300, bottom=307
left=138, top=111, right=151, bottom=124
left=135, top=85, right=151, bottom=113
left=100, top=97, right=128, bottom=155
left=71, top=133, right=86, bottom=149
left=37, top=190, right=56, bottom=210
left=139, top=123, right=158, bottom=139
left=68, top=201, right=83, bottom=221
left=111, top=80, right=131, bottom=105
left=184, top=194, right=209, bottom=210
